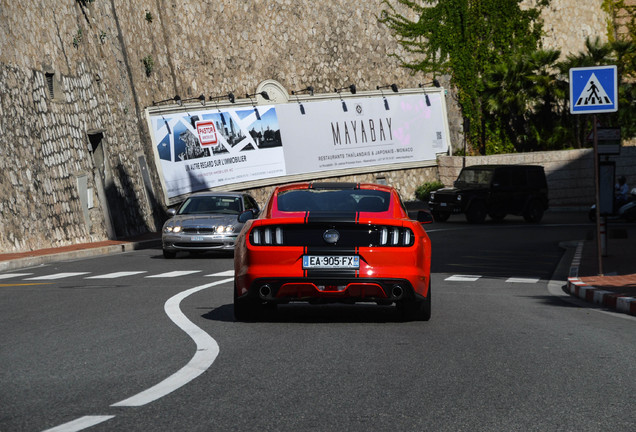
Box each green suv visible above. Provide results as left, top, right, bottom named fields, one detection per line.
left=428, top=165, right=549, bottom=223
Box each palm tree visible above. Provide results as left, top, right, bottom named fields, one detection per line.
left=483, top=49, right=565, bottom=152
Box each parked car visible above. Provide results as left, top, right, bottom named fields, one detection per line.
left=233, top=182, right=433, bottom=321
left=162, top=191, right=260, bottom=258
left=428, top=165, right=549, bottom=223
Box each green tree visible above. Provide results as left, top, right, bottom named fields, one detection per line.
left=482, top=49, right=569, bottom=153
left=379, top=0, right=549, bottom=154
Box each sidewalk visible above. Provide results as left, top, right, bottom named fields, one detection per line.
left=0, top=232, right=162, bottom=273
left=566, top=223, right=636, bottom=317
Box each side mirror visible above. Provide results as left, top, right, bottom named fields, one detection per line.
left=238, top=210, right=255, bottom=223
left=167, top=208, right=177, bottom=217
left=417, top=210, right=434, bottom=224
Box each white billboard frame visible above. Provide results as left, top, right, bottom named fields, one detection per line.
left=146, top=87, right=451, bottom=205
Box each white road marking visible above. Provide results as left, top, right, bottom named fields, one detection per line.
left=205, top=270, right=234, bottom=277
left=111, top=277, right=233, bottom=407
left=145, top=270, right=201, bottom=278
left=0, top=273, right=33, bottom=279
left=41, top=415, right=115, bottom=432
left=445, top=275, right=482, bottom=282
left=85, top=271, right=147, bottom=279
left=25, top=272, right=90, bottom=280
left=506, top=277, right=540, bottom=283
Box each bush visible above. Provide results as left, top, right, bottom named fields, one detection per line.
left=415, top=181, right=445, bottom=202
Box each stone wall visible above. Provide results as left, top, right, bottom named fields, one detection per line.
left=438, top=147, right=636, bottom=208
left=534, top=0, right=608, bottom=55
left=0, top=0, right=615, bottom=253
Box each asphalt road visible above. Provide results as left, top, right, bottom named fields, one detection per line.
left=1, top=211, right=635, bottom=431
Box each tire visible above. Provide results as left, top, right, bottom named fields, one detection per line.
left=465, top=201, right=487, bottom=224
left=432, top=210, right=450, bottom=222
left=523, top=200, right=544, bottom=223
left=163, top=249, right=176, bottom=259
left=397, top=285, right=431, bottom=322
left=233, top=284, right=262, bottom=322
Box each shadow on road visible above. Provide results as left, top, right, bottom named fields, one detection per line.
left=202, top=303, right=414, bottom=324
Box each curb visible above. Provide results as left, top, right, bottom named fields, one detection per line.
left=566, top=241, right=636, bottom=317
left=0, top=239, right=161, bottom=273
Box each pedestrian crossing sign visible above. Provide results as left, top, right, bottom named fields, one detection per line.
left=569, top=66, right=618, bottom=114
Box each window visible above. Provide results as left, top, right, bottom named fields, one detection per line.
left=45, top=73, right=55, bottom=99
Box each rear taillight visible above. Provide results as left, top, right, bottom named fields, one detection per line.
left=379, top=227, right=414, bottom=246
left=250, top=226, right=284, bottom=245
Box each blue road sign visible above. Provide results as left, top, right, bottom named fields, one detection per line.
left=569, top=66, right=618, bottom=114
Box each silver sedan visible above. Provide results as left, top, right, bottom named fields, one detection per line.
left=162, top=191, right=259, bottom=258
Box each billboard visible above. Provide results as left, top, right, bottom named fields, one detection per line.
left=148, top=91, right=449, bottom=203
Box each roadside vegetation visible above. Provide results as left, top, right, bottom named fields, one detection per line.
left=379, top=0, right=635, bottom=155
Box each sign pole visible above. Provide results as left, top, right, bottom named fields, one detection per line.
left=593, top=114, right=604, bottom=275
left=570, top=65, right=617, bottom=276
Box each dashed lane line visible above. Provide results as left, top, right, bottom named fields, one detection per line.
left=445, top=275, right=542, bottom=283
left=506, top=277, right=541, bottom=283
left=145, top=270, right=202, bottom=278
left=205, top=270, right=235, bottom=277
left=25, top=272, right=90, bottom=280
left=445, top=275, right=482, bottom=282
left=85, top=271, right=147, bottom=279
left=0, top=273, right=33, bottom=279
left=2, top=269, right=235, bottom=281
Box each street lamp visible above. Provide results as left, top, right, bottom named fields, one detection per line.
left=419, top=79, right=441, bottom=106
left=334, top=84, right=356, bottom=112
left=181, top=94, right=206, bottom=106
left=245, top=91, right=270, bottom=120
left=376, top=83, right=398, bottom=110
left=291, top=86, right=314, bottom=115
left=152, top=94, right=182, bottom=106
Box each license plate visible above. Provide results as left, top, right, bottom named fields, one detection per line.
left=302, top=255, right=360, bottom=269
left=440, top=202, right=447, bottom=207
left=191, top=236, right=205, bottom=241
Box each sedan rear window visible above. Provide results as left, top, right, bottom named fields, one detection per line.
left=277, top=189, right=390, bottom=213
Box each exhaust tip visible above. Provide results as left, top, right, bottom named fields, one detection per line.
left=392, top=285, right=404, bottom=299
left=259, top=284, right=272, bottom=299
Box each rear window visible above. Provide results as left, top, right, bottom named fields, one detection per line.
left=277, top=189, right=391, bottom=213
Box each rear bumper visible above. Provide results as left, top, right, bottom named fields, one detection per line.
left=240, top=277, right=428, bottom=304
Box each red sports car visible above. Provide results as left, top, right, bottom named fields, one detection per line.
left=233, top=182, right=433, bottom=321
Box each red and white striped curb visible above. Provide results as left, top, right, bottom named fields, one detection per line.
left=566, top=242, right=636, bottom=317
